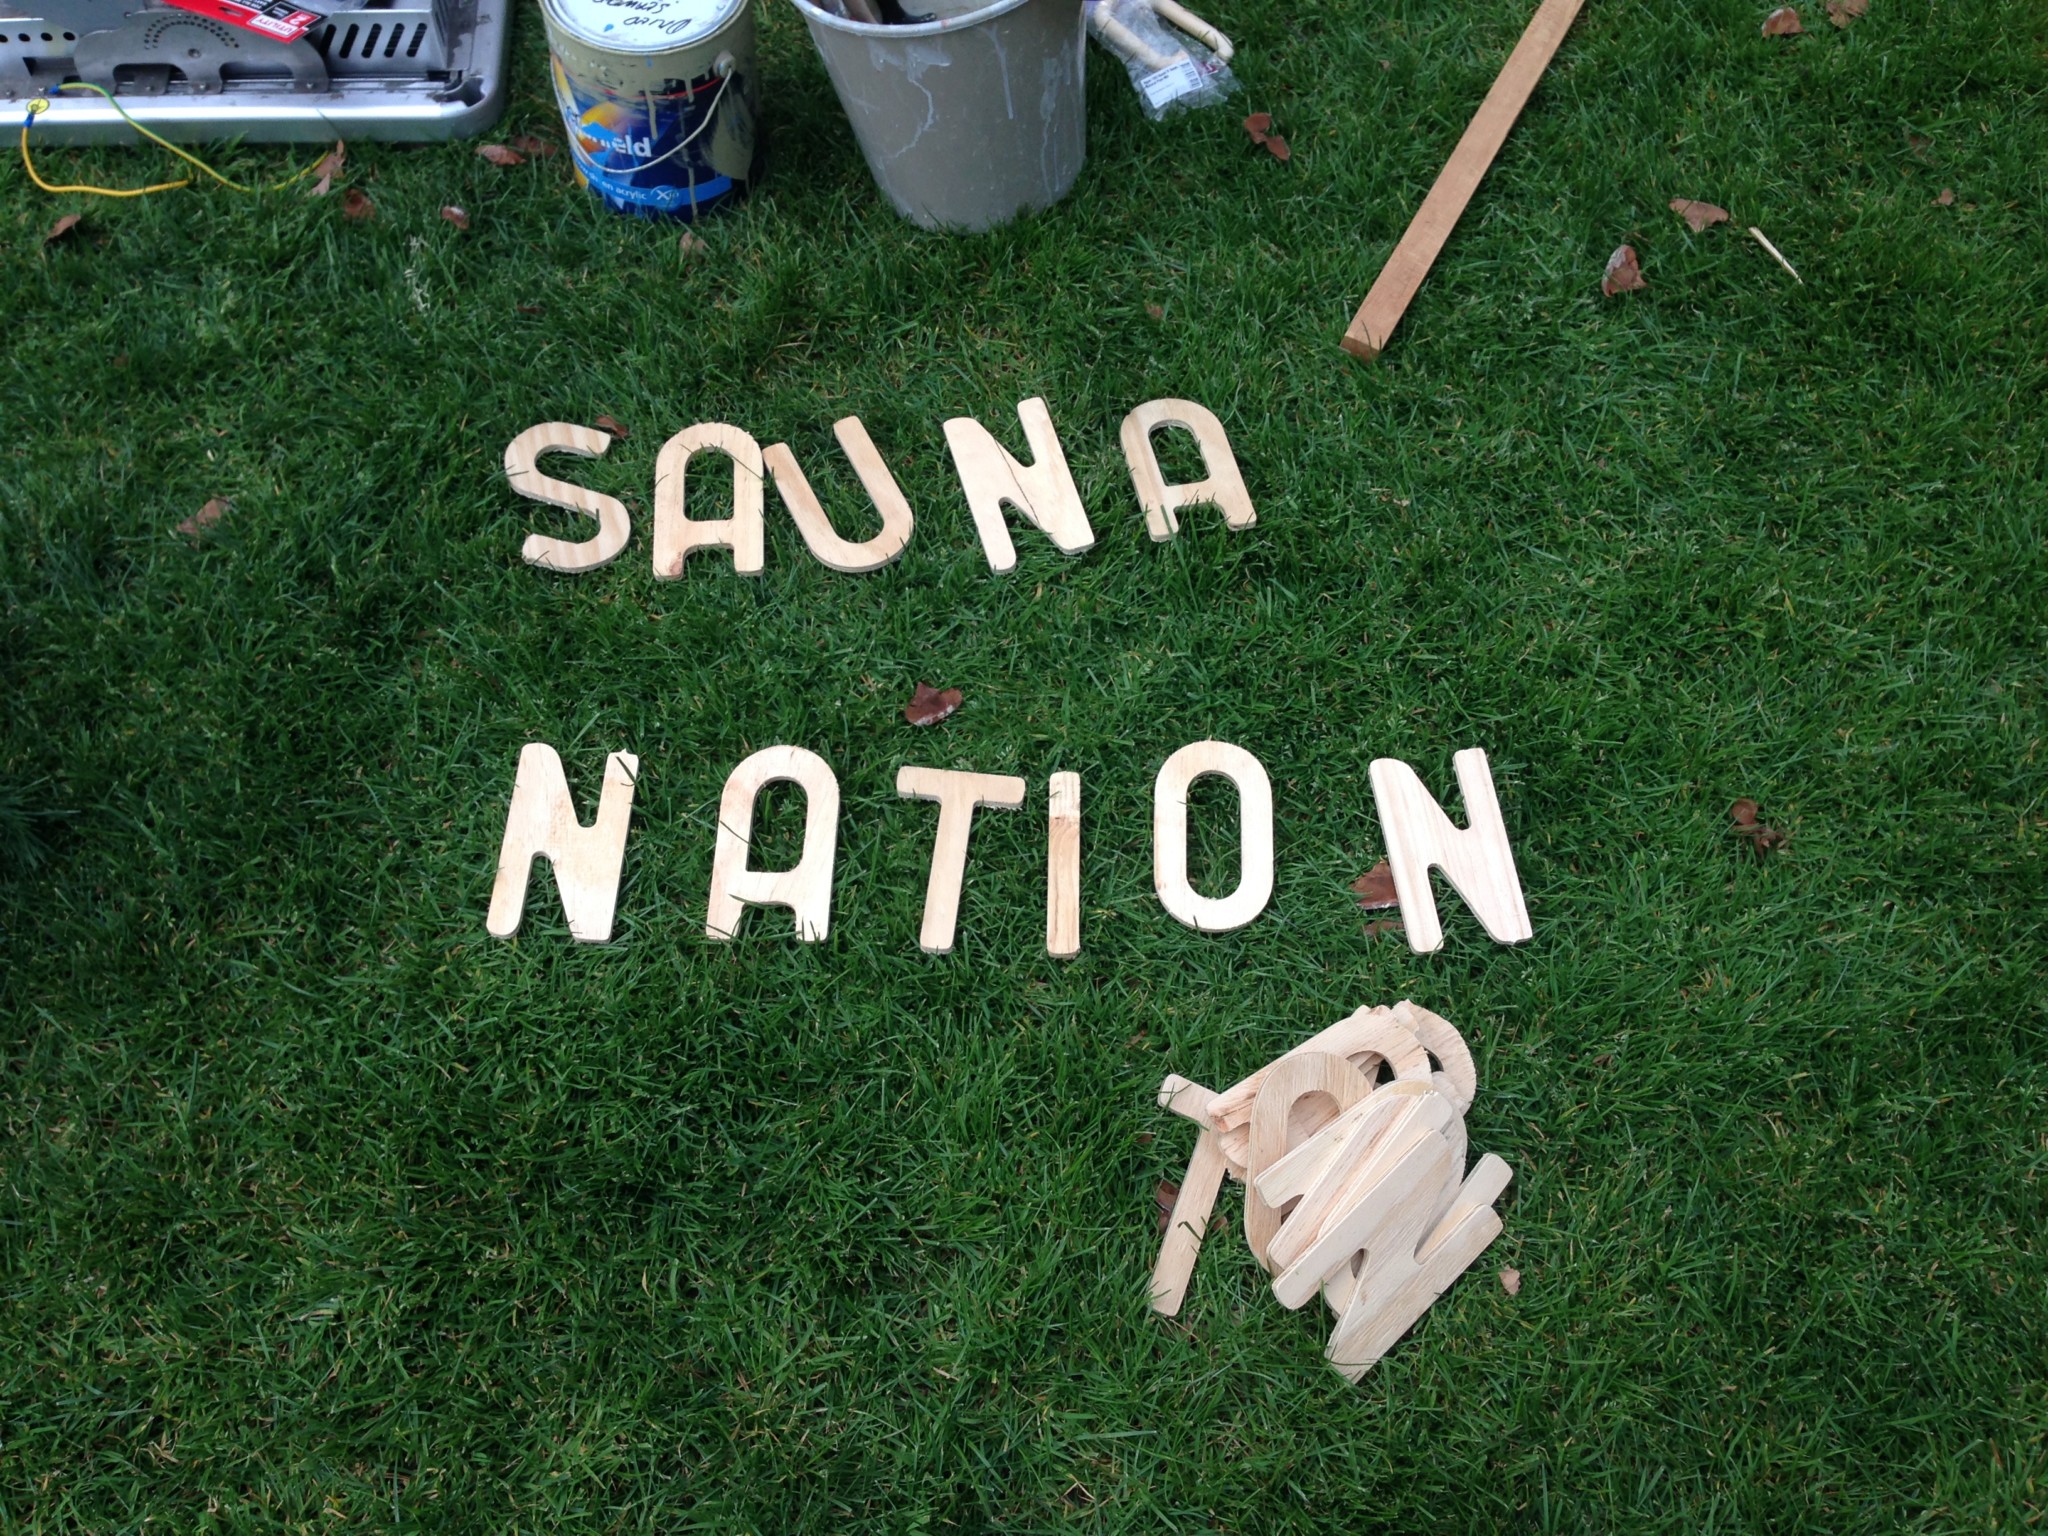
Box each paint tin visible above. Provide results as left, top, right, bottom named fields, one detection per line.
left=540, top=0, right=759, bottom=221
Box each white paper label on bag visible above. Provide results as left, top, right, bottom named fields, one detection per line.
left=1139, top=58, right=1205, bottom=109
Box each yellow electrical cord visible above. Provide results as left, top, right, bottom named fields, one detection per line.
left=21, top=81, right=326, bottom=198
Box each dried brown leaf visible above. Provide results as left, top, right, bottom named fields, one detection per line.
left=1362, top=917, right=1404, bottom=939
left=1262, top=134, right=1291, bottom=162
left=1907, top=134, right=1931, bottom=156
left=307, top=139, right=345, bottom=197
left=1761, top=5, right=1803, bottom=33
left=507, top=134, right=558, bottom=158
left=1154, top=1179, right=1179, bottom=1234
left=593, top=414, right=629, bottom=439
left=1934, top=187, right=1954, bottom=206
left=1730, top=798, right=1788, bottom=858
left=904, top=682, right=963, bottom=727
left=1669, top=197, right=1731, bottom=233
left=45, top=213, right=82, bottom=244
left=679, top=230, right=708, bottom=256
left=516, top=303, right=546, bottom=315
left=1145, top=302, right=1165, bottom=320
left=1351, top=858, right=1399, bottom=910
left=178, top=497, right=230, bottom=542
left=1825, top=0, right=1865, bottom=24
left=1242, top=111, right=1272, bottom=140
left=341, top=188, right=375, bottom=221
left=1500, top=1267, right=1522, bottom=1296
left=440, top=204, right=471, bottom=229
left=476, top=143, right=526, bottom=167
left=1602, top=243, right=1647, bottom=296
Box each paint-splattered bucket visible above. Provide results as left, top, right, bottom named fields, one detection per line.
left=540, top=0, right=760, bottom=221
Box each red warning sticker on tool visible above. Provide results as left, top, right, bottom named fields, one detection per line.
left=161, top=0, right=325, bottom=42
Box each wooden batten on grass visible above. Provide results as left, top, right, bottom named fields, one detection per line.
left=1148, top=1000, right=1511, bottom=1380
left=1341, top=0, right=1587, bottom=361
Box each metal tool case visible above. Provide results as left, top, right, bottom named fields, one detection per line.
left=3, top=0, right=509, bottom=141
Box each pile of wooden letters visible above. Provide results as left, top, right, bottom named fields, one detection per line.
left=1150, top=1000, right=1512, bottom=1381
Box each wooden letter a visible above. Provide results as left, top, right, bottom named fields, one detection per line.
left=706, top=746, right=840, bottom=942
left=486, top=743, right=639, bottom=942
left=942, top=396, right=1095, bottom=574
left=1368, top=747, right=1532, bottom=954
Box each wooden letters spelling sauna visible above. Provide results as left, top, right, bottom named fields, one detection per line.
left=486, top=741, right=1532, bottom=957
left=502, top=395, right=1254, bottom=575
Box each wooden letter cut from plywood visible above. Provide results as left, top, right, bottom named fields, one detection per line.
left=1369, top=748, right=1532, bottom=954
left=1150, top=1128, right=1228, bottom=1317
left=1244, top=1052, right=1370, bottom=1272
left=896, top=766, right=1027, bottom=954
left=1154, top=740, right=1275, bottom=933
left=653, top=423, right=765, bottom=578
left=1120, top=399, right=1256, bottom=543
left=762, top=418, right=915, bottom=574
left=1325, top=1153, right=1513, bottom=1381
left=707, top=746, right=840, bottom=942
left=507, top=422, right=632, bottom=573
left=486, top=743, right=639, bottom=943
left=941, top=396, right=1095, bottom=574
left=1046, top=771, right=1081, bottom=958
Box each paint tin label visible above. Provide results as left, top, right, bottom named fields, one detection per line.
left=551, top=55, right=753, bottom=219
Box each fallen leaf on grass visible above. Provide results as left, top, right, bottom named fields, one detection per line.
left=1761, top=5, right=1803, bottom=33
left=441, top=204, right=471, bottom=229
left=1362, top=918, right=1404, bottom=939
left=1730, top=796, right=1789, bottom=857
left=1825, top=0, right=1865, bottom=24
left=1242, top=112, right=1291, bottom=161
left=179, top=497, right=229, bottom=542
left=507, top=134, right=558, bottom=158
left=516, top=303, right=546, bottom=314
left=1351, top=858, right=1399, bottom=910
left=1155, top=1179, right=1179, bottom=1234
left=1907, top=133, right=1930, bottom=156
left=1934, top=187, right=1954, bottom=206
left=342, top=188, right=375, bottom=221
left=1601, top=244, right=1647, bottom=295
left=904, top=682, right=963, bottom=726
left=307, top=139, right=345, bottom=197
left=1500, top=1267, right=1522, bottom=1296
left=679, top=230, right=708, bottom=256
left=593, top=414, right=629, bottom=438
left=476, top=143, right=526, bottom=167
left=1670, top=197, right=1730, bottom=232
left=45, top=213, right=82, bottom=244
left=1145, top=302, right=1165, bottom=320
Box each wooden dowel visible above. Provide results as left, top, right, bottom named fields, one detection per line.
left=1342, top=0, right=1586, bottom=361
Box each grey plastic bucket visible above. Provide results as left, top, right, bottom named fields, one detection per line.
left=789, top=0, right=1086, bottom=231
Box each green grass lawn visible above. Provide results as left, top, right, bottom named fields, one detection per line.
left=4, top=0, right=2046, bottom=1525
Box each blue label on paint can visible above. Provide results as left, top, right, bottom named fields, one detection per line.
left=552, top=57, right=751, bottom=220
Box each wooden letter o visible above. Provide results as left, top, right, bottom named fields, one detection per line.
left=1153, top=740, right=1274, bottom=933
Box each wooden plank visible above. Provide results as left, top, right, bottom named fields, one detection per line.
left=761, top=416, right=915, bottom=574
left=1369, top=750, right=1533, bottom=953
left=1046, top=771, right=1082, bottom=957
left=1341, top=0, right=1587, bottom=361
left=705, top=745, right=840, bottom=942
left=1150, top=1128, right=1229, bottom=1316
